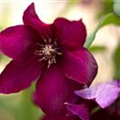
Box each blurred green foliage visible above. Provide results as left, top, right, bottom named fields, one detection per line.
left=98, top=0, right=113, bottom=17
left=110, top=0, right=120, bottom=80
left=0, top=83, right=41, bottom=120
left=113, top=42, right=120, bottom=80
left=113, top=0, right=120, bottom=17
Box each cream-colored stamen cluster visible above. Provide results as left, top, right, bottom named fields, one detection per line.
left=34, top=38, right=62, bottom=68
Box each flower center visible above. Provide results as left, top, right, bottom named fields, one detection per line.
left=34, top=39, right=62, bottom=68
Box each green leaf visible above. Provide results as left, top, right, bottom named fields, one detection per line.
left=113, top=0, right=120, bottom=16
left=113, top=42, right=120, bottom=79
left=84, top=13, right=120, bottom=48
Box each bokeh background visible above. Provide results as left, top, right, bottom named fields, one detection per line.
left=0, top=0, right=120, bottom=120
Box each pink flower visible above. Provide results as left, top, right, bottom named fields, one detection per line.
left=0, top=3, right=97, bottom=116
left=65, top=80, right=120, bottom=120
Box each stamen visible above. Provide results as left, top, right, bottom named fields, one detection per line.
left=43, top=39, right=47, bottom=43
left=54, top=39, right=57, bottom=46
left=48, top=60, right=52, bottom=68
left=48, top=38, right=52, bottom=43
left=53, top=56, right=56, bottom=63
left=57, top=52, right=62, bottom=55
left=34, top=38, right=62, bottom=68
left=39, top=57, right=46, bottom=61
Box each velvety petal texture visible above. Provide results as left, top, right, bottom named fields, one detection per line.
left=53, top=18, right=86, bottom=51
left=34, top=65, right=80, bottom=115
left=75, top=80, right=120, bottom=108
left=23, top=3, right=53, bottom=39
left=61, top=48, right=98, bottom=85
left=0, top=57, right=43, bottom=93
left=0, top=25, right=39, bottom=61
left=65, top=103, right=90, bottom=120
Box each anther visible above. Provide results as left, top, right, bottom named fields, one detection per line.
left=34, top=38, right=62, bottom=68
left=43, top=39, right=47, bottom=43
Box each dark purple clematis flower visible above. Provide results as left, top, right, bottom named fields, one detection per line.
left=65, top=80, right=120, bottom=120
left=0, top=3, right=97, bottom=116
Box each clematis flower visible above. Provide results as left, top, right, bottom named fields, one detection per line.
left=65, top=80, right=120, bottom=120
left=0, top=3, right=97, bottom=116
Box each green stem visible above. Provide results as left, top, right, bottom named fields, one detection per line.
left=84, top=13, right=120, bottom=48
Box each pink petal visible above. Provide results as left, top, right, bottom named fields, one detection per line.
left=61, top=48, right=98, bottom=85
left=34, top=64, right=80, bottom=115
left=23, top=3, right=53, bottom=39
left=53, top=18, right=86, bottom=51
left=75, top=80, right=120, bottom=108
left=0, top=57, right=43, bottom=94
left=0, top=25, right=39, bottom=61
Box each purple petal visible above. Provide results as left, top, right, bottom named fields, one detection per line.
left=0, top=57, right=43, bottom=94
left=34, top=64, right=80, bottom=115
left=75, top=80, right=120, bottom=108
left=41, top=115, right=76, bottom=120
left=23, top=3, right=53, bottom=39
left=0, top=25, right=39, bottom=61
left=65, top=103, right=90, bottom=120
left=53, top=18, right=86, bottom=51
left=61, top=48, right=98, bottom=85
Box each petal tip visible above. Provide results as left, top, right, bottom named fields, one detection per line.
left=28, top=2, right=35, bottom=8
left=79, top=18, right=83, bottom=22
left=23, top=2, right=36, bottom=22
